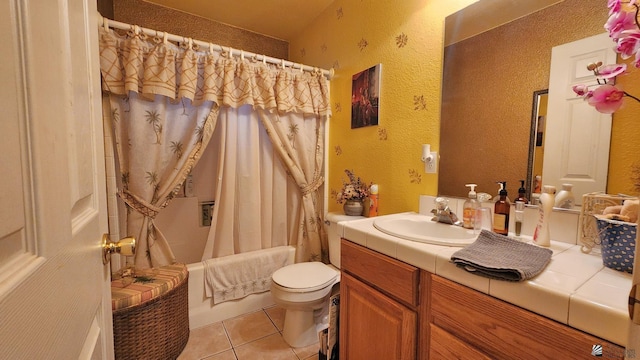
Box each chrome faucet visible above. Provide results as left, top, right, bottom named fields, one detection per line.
left=431, top=197, right=460, bottom=225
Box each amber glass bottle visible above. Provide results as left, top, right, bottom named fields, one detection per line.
left=493, top=182, right=510, bottom=235
left=515, top=179, right=528, bottom=204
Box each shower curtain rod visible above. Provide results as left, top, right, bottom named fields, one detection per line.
left=99, top=16, right=334, bottom=79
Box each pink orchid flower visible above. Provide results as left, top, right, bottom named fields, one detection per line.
left=607, top=0, right=637, bottom=14
left=606, top=11, right=638, bottom=39
left=616, top=30, right=640, bottom=59
left=608, top=0, right=622, bottom=14
left=598, top=63, right=628, bottom=79
left=572, top=85, right=591, bottom=97
left=634, top=49, right=640, bottom=68
left=586, top=84, right=625, bottom=114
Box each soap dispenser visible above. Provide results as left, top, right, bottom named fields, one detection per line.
left=493, top=181, right=510, bottom=235
left=515, top=180, right=528, bottom=204
left=462, top=184, right=479, bottom=229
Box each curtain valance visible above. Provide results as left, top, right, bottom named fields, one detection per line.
left=98, top=28, right=331, bottom=117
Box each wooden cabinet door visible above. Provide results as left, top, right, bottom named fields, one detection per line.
left=430, top=324, right=491, bottom=360
left=340, top=272, right=417, bottom=360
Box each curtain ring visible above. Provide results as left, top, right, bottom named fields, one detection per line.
left=102, top=17, right=109, bottom=31
left=152, top=30, right=161, bottom=44
left=228, top=47, right=234, bottom=59
left=240, top=50, right=245, bottom=61
left=281, top=59, right=286, bottom=69
left=263, top=55, right=267, bottom=65
left=209, top=42, right=214, bottom=55
left=163, top=31, right=168, bottom=44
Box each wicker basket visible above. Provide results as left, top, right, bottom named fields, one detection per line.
left=113, top=272, right=190, bottom=360
left=594, top=215, right=636, bottom=273
left=578, top=192, right=636, bottom=253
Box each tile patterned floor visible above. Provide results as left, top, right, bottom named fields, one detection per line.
left=178, top=306, right=320, bottom=360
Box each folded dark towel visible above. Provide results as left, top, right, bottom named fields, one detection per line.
left=450, top=230, right=553, bottom=281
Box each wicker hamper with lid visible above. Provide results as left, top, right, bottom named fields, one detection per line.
left=111, top=264, right=189, bottom=360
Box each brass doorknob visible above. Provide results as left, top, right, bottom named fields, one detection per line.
left=102, top=234, right=136, bottom=264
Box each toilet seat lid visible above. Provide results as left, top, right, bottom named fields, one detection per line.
left=272, top=262, right=338, bottom=291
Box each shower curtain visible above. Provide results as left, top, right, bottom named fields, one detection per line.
left=99, top=25, right=331, bottom=268
left=201, top=66, right=330, bottom=263
left=202, top=103, right=328, bottom=263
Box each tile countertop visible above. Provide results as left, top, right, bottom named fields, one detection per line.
left=336, top=212, right=632, bottom=347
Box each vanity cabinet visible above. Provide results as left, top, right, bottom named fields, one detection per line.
left=340, top=239, right=626, bottom=360
left=340, top=240, right=420, bottom=360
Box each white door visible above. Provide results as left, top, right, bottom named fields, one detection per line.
left=542, top=32, right=616, bottom=205
left=0, top=0, right=113, bottom=359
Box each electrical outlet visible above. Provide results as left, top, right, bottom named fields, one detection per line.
left=425, top=151, right=437, bottom=174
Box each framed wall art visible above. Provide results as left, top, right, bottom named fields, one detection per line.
left=351, top=63, right=381, bottom=129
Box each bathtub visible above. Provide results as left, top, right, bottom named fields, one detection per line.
left=186, top=245, right=296, bottom=329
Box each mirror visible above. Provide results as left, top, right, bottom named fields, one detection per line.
left=438, top=0, right=608, bottom=201
left=526, top=89, right=548, bottom=204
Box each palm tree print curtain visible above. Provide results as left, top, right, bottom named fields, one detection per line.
left=99, top=26, right=330, bottom=268
left=107, top=95, right=216, bottom=269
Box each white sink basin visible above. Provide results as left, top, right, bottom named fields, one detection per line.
left=373, top=213, right=477, bottom=246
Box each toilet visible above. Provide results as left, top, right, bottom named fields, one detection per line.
left=270, top=213, right=362, bottom=348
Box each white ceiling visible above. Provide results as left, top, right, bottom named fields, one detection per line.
left=143, top=0, right=335, bottom=41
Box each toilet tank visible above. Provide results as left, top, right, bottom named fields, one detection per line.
left=325, top=212, right=365, bottom=269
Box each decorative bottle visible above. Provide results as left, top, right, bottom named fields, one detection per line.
left=493, top=181, right=510, bottom=235
left=462, top=184, right=479, bottom=229
left=533, top=185, right=556, bottom=247
left=554, top=183, right=575, bottom=209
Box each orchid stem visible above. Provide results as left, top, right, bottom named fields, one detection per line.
left=625, top=91, right=640, bottom=103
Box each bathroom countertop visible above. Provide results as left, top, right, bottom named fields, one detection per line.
left=337, top=212, right=632, bottom=347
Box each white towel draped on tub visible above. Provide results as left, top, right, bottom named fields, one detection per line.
left=203, top=246, right=293, bottom=304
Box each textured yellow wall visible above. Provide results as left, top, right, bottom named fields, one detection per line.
left=609, top=58, right=640, bottom=196
left=291, top=0, right=640, bottom=212
left=289, top=0, right=478, bottom=215
left=111, top=0, right=288, bottom=59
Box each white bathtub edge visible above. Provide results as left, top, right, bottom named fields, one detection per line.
left=186, top=246, right=295, bottom=330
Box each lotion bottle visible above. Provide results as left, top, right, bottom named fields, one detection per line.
left=533, top=185, right=556, bottom=247
left=554, top=183, right=575, bottom=209
left=462, top=184, right=479, bottom=229
left=368, top=184, right=379, bottom=217
left=493, top=181, right=510, bottom=235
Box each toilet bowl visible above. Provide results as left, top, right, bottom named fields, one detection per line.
left=270, top=212, right=363, bottom=348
